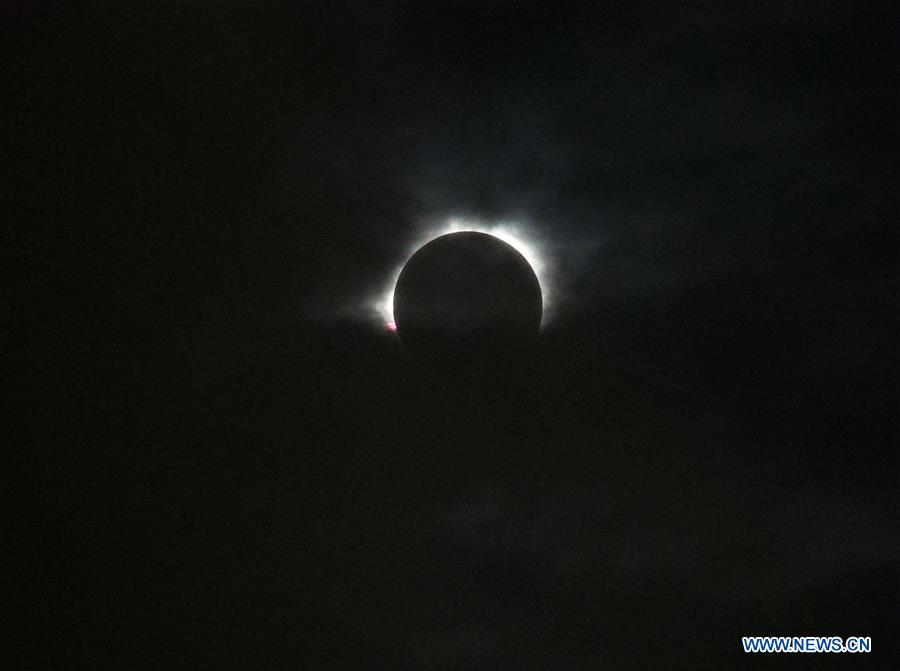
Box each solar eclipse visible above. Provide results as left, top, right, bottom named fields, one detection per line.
left=392, top=231, right=542, bottom=362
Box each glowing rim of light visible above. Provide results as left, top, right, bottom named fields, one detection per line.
left=376, top=218, right=550, bottom=331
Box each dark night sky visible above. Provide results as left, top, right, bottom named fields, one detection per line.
left=6, top=2, right=898, bottom=668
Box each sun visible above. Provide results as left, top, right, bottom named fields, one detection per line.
left=375, top=218, right=551, bottom=331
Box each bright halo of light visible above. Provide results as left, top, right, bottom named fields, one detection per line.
left=374, top=217, right=551, bottom=331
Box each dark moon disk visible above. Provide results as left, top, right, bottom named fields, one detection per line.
left=393, top=231, right=542, bottom=363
